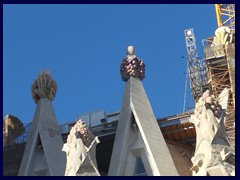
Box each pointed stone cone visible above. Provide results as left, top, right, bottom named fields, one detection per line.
left=18, top=98, right=66, bottom=176
left=108, top=77, right=178, bottom=176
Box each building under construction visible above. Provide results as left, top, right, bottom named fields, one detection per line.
left=184, top=4, right=235, bottom=148
left=3, top=4, right=235, bottom=176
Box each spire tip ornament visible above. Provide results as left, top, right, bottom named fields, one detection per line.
left=31, top=70, right=57, bottom=104
left=120, top=46, right=145, bottom=82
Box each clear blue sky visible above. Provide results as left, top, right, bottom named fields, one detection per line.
left=3, top=4, right=217, bottom=125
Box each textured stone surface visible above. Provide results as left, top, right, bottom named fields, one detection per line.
left=120, top=46, right=145, bottom=81
left=190, top=89, right=235, bottom=176
left=18, top=98, right=66, bottom=176
left=62, top=120, right=100, bottom=176
left=108, top=77, right=178, bottom=176
left=31, top=71, right=57, bottom=104
left=3, top=115, right=25, bottom=148
left=212, top=26, right=234, bottom=46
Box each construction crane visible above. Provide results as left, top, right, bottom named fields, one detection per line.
left=184, top=28, right=209, bottom=103
left=215, top=4, right=235, bottom=30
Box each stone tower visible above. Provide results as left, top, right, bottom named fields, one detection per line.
left=108, top=46, right=178, bottom=176
left=18, top=71, right=66, bottom=176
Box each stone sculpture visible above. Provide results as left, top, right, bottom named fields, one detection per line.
left=120, top=46, right=145, bottom=81
left=31, top=70, right=57, bottom=104
left=62, top=119, right=100, bottom=176
left=3, top=115, right=25, bottom=148
left=212, top=26, right=234, bottom=46
left=109, top=46, right=178, bottom=176
left=190, top=89, right=235, bottom=176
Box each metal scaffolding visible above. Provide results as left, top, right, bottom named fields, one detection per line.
left=198, top=4, right=236, bottom=149
left=184, top=28, right=209, bottom=102
left=202, top=38, right=235, bottom=149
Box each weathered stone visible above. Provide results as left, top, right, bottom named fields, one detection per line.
left=3, top=115, right=25, bottom=148
left=62, top=120, right=100, bottom=176
left=31, top=71, right=57, bottom=104
left=190, top=88, right=235, bottom=176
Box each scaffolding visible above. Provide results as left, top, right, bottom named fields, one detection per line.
left=202, top=37, right=235, bottom=149
left=196, top=4, right=236, bottom=149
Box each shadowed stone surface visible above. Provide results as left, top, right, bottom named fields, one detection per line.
left=18, top=98, right=66, bottom=176
left=108, top=77, right=178, bottom=176
left=190, top=89, right=235, bottom=176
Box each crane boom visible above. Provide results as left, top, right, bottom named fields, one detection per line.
left=215, top=4, right=235, bottom=30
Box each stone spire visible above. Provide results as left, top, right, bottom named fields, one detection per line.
left=108, top=47, right=178, bottom=176
left=18, top=71, right=66, bottom=176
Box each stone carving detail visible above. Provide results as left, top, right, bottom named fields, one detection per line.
left=212, top=26, right=235, bottom=46
left=120, top=46, right=145, bottom=81
left=3, top=115, right=25, bottom=148
left=31, top=71, right=57, bottom=104
left=62, top=120, right=100, bottom=176
left=190, top=89, right=235, bottom=176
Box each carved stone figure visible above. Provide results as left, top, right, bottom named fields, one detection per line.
left=3, top=115, right=25, bottom=147
left=31, top=71, right=57, bottom=104
left=62, top=120, right=100, bottom=176
left=212, top=26, right=234, bottom=46
left=190, top=89, right=235, bottom=176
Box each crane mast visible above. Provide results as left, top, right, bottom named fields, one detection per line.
left=215, top=4, right=235, bottom=30
left=184, top=28, right=209, bottom=102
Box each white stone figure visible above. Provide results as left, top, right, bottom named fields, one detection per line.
left=211, top=26, right=235, bottom=57
left=212, top=26, right=234, bottom=46
left=190, top=88, right=235, bottom=176
left=62, top=120, right=100, bottom=176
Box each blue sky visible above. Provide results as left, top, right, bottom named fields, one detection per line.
left=3, top=4, right=217, bottom=125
